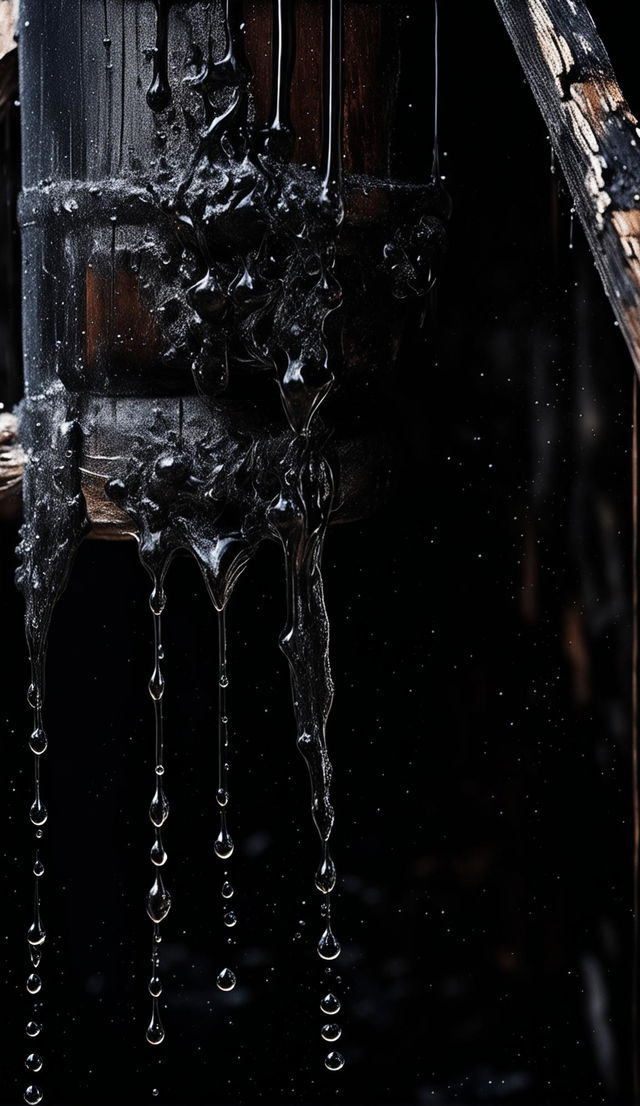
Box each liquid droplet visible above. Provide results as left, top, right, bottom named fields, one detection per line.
left=324, top=1051, right=345, bottom=1072
left=315, top=853, right=336, bottom=894
left=146, top=1003, right=165, bottom=1046
left=150, top=838, right=167, bottom=867
left=216, top=968, right=236, bottom=992
left=320, top=992, right=340, bottom=1015
left=223, top=910, right=237, bottom=928
left=23, top=1086, right=43, bottom=1105
left=214, top=825, right=234, bottom=860
left=148, top=975, right=163, bottom=998
left=149, top=667, right=165, bottom=701
left=317, top=926, right=341, bottom=961
left=216, top=788, right=229, bottom=808
left=29, top=798, right=48, bottom=827
left=27, top=920, right=46, bottom=948
left=149, top=585, right=166, bottom=617
left=221, top=881, right=234, bottom=899
left=28, top=729, right=47, bottom=756
left=33, top=860, right=44, bottom=878
left=321, top=1022, right=341, bottom=1042
left=25, top=1055, right=42, bottom=1073
left=29, top=948, right=41, bottom=969
left=149, top=785, right=169, bottom=827
left=25, top=1023, right=41, bottom=1038
left=26, top=974, right=42, bottom=995
left=146, top=875, right=172, bottom=923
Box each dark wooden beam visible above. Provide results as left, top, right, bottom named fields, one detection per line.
left=494, top=0, right=640, bottom=375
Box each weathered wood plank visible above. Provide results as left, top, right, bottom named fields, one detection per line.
left=494, top=0, right=640, bottom=375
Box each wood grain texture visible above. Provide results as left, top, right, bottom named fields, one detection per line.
left=494, top=0, right=640, bottom=374
left=244, top=0, right=399, bottom=173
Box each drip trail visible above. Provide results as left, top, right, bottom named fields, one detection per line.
left=214, top=607, right=237, bottom=994
left=24, top=657, right=47, bottom=1106
left=146, top=574, right=172, bottom=1047
left=17, top=408, right=88, bottom=1106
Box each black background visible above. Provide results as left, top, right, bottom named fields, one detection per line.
left=2, top=1, right=640, bottom=1103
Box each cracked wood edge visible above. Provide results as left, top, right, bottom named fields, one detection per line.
left=494, top=0, right=640, bottom=375
left=0, top=0, right=16, bottom=62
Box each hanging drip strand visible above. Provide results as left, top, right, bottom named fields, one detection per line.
left=215, top=606, right=237, bottom=994
left=266, top=0, right=296, bottom=154
left=431, top=0, right=440, bottom=182
left=267, top=0, right=346, bottom=1071
left=146, top=575, right=172, bottom=1047
left=321, top=0, right=344, bottom=199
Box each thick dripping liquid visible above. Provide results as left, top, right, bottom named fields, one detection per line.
left=147, top=0, right=172, bottom=113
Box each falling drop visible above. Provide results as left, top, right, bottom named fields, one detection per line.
left=148, top=976, right=163, bottom=998
left=216, top=788, right=229, bottom=808
left=216, top=968, right=236, bottom=992
left=28, top=729, right=47, bottom=756
left=27, top=919, right=46, bottom=949
left=25, top=1023, right=41, bottom=1039
left=146, top=999, right=165, bottom=1046
left=321, top=1022, right=342, bottom=1042
left=26, top=974, right=42, bottom=995
left=24, top=1055, right=42, bottom=1074
left=223, top=910, right=237, bottom=928
left=214, top=819, right=234, bottom=860
left=150, top=785, right=169, bottom=828
left=29, top=795, right=48, bottom=827
left=33, top=860, right=44, bottom=878
left=149, top=666, right=165, bottom=702
left=150, top=838, right=168, bottom=867
left=221, top=881, right=234, bottom=899
left=23, top=1086, right=43, bottom=1105
left=320, top=992, right=340, bottom=1015
left=147, top=875, right=172, bottom=923
left=315, top=851, right=336, bottom=894
left=317, top=925, right=341, bottom=961
left=324, top=1051, right=345, bottom=1072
